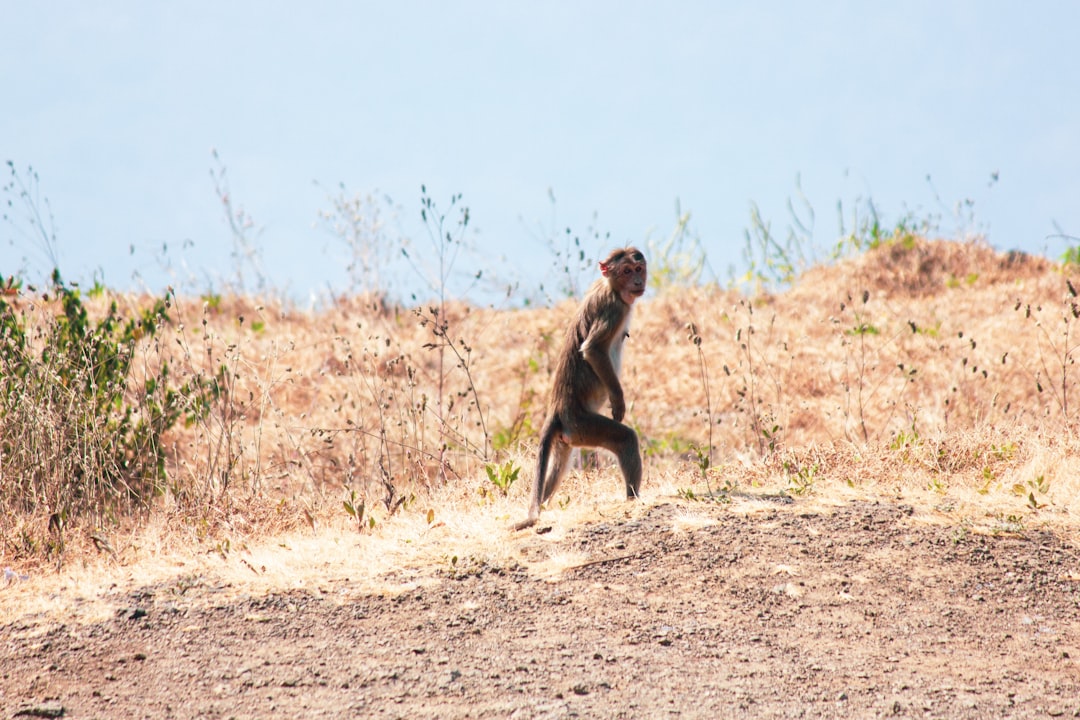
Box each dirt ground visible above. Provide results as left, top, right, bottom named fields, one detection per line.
left=3, top=497, right=1080, bottom=719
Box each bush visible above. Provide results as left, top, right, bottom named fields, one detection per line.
left=0, top=271, right=213, bottom=560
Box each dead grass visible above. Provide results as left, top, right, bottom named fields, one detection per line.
left=4, top=236, right=1080, bottom=622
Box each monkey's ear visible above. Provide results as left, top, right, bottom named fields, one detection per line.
left=599, top=261, right=611, bottom=277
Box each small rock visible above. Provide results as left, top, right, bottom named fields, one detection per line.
left=13, top=704, right=65, bottom=718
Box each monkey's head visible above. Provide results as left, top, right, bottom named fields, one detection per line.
left=599, top=247, right=647, bottom=305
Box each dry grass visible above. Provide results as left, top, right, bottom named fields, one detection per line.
left=4, top=236, right=1080, bottom=623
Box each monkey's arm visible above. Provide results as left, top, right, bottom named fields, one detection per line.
left=580, top=319, right=626, bottom=421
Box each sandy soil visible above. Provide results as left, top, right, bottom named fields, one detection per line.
left=3, top=497, right=1080, bottom=719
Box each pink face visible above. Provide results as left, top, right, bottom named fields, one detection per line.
left=600, top=252, right=647, bottom=305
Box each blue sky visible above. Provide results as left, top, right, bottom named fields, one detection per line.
left=3, top=1, right=1078, bottom=303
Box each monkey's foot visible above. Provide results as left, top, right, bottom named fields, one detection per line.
left=512, top=517, right=538, bottom=531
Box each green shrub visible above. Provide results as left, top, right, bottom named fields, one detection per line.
left=0, top=272, right=214, bottom=559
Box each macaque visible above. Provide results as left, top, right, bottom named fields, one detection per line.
left=515, top=247, right=647, bottom=530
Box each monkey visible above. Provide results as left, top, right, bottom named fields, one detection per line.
left=515, top=247, right=647, bottom=530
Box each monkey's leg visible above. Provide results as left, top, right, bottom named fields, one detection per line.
left=573, top=414, right=642, bottom=499
left=516, top=419, right=569, bottom=530
left=538, top=437, right=573, bottom=507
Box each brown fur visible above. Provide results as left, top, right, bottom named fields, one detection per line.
left=515, top=247, right=647, bottom=530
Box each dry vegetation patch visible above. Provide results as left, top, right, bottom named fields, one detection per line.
left=3, top=237, right=1080, bottom=617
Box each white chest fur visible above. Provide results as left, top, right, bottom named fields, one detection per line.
left=609, top=314, right=631, bottom=376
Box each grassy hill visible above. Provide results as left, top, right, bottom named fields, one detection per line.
left=2, top=235, right=1078, bottom=594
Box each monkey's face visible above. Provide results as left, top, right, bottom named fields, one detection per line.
left=601, top=252, right=647, bottom=305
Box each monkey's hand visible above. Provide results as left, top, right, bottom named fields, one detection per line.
left=610, top=391, right=626, bottom=423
